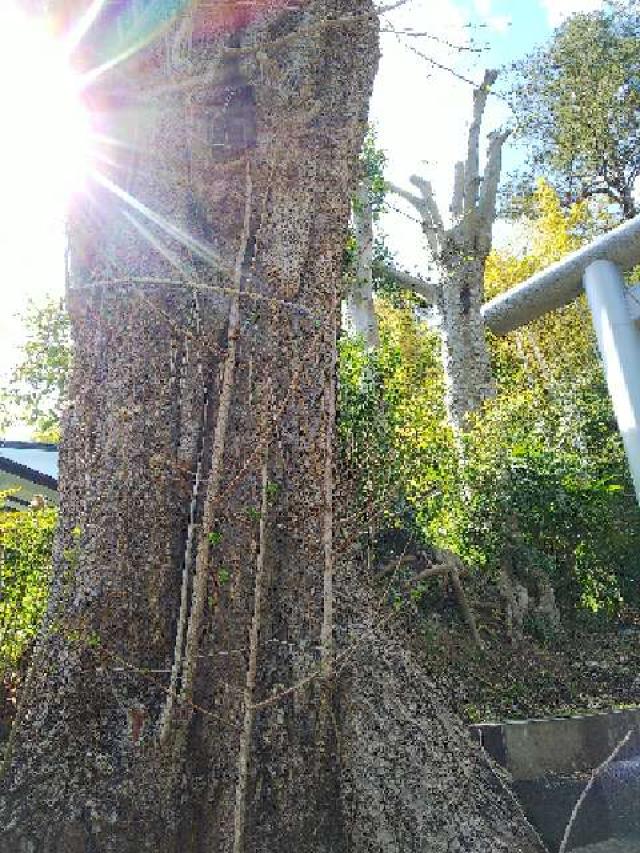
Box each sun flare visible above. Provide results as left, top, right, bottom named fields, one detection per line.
left=0, top=3, right=92, bottom=226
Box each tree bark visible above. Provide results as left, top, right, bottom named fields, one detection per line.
left=437, top=229, right=496, bottom=430
left=343, top=181, right=380, bottom=350
left=1, top=3, right=377, bottom=850
left=1, top=10, right=543, bottom=853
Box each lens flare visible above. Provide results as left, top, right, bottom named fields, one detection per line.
left=59, top=0, right=308, bottom=85
left=0, top=3, right=92, bottom=223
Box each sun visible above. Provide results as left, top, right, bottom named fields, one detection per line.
left=0, top=3, right=92, bottom=227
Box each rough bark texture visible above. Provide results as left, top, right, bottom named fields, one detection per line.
left=1, top=8, right=544, bottom=853
left=437, top=229, right=496, bottom=429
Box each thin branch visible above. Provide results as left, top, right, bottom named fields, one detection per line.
left=411, top=177, right=444, bottom=233
left=386, top=181, right=424, bottom=216
left=377, top=554, right=419, bottom=580
left=385, top=200, right=423, bottom=225
left=387, top=177, right=442, bottom=258
left=322, top=291, right=338, bottom=670
left=411, top=563, right=459, bottom=583
left=158, top=359, right=208, bottom=744
left=379, top=23, right=484, bottom=53
left=377, top=263, right=437, bottom=304
left=559, top=730, right=633, bottom=853
left=450, top=563, right=482, bottom=648
left=233, top=454, right=270, bottom=853
left=451, top=161, right=465, bottom=222
left=411, top=176, right=444, bottom=255
left=393, top=35, right=509, bottom=101
left=179, top=162, right=253, bottom=712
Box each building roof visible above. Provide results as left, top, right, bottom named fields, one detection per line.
left=0, top=441, right=59, bottom=509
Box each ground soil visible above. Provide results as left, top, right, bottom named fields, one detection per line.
left=4, top=587, right=639, bottom=741
left=397, top=575, right=640, bottom=724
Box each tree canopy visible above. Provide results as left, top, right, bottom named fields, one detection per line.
left=509, top=2, right=640, bottom=219
left=1, top=297, right=71, bottom=443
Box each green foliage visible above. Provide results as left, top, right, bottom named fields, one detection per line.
left=338, top=301, right=461, bottom=551
left=1, top=296, right=71, bottom=442
left=359, top=127, right=387, bottom=217
left=463, top=389, right=639, bottom=611
left=217, top=567, right=231, bottom=586
left=0, top=499, right=56, bottom=675
left=508, top=2, right=640, bottom=218
left=338, top=182, right=640, bottom=615
left=266, top=481, right=280, bottom=501
left=468, top=184, right=640, bottom=611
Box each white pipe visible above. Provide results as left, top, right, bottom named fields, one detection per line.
left=584, top=260, right=640, bottom=504
left=628, top=285, right=640, bottom=326
left=483, top=214, right=640, bottom=335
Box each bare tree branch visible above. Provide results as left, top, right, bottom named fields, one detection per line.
left=388, top=179, right=441, bottom=257
left=379, top=24, right=484, bottom=53
left=464, top=69, right=498, bottom=215
left=378, top=263, right=437, bottom=304
left=386, top=181, right=424, bottom=215
left=394, top=34, right=494, bottom=92
left=478, top=128, right=511, bottom=241
left=410, top=176, right=444, bottom=255
left=451, top=161, right=465, bottom=222
left=411, top=176, right=444, bottom=233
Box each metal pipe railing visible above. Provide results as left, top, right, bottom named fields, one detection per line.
left=483, top=213, right=640, bottom=335
left=584, top=261, right=640, bottom=502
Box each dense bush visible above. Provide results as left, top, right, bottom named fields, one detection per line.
left=0, top=501, right=56, bottom=677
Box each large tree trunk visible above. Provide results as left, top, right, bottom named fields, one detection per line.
left=1, top=3, right=377, bottom=849
left=1, top=6, right=543, bottom=852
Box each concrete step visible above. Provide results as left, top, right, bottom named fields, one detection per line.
left=471, top=710, right=640, bottom=852
left=572, top=838, right=640, bottom=853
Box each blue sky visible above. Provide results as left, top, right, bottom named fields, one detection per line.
left=371, top=0, right=605, bottom=271
left=459, top=0, right=550, bottom=65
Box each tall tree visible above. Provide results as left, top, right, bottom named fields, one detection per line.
left=509, top=3, right=640, bottom=219
left=2, top=1, right=378, bottom=849
left=389, top=70, right=509, bottom=431
left=1, top=4, right=544, bottom=852
left=342, top=131, right=434, bottom=350
left=343, top=173, right=380, bottom=349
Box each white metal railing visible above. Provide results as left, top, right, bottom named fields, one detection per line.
left=481, top=213, right=640, bottom=504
